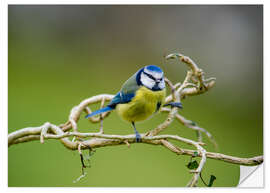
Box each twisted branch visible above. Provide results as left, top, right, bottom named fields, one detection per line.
left=8, top=122, right=263, bottom=166
left=8, top=52, right=263, bottom=187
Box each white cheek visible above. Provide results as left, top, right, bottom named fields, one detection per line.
left=141, top=73, right=155, bottom=89
left=159, top=80, right=165, bottom=89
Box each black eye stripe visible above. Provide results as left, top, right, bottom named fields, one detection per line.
left=143, top=71, right=156, bottom=80
left=143, top=71, right=163, bottom=81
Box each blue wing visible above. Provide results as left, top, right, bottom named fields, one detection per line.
left=108, top=91, right=135, bottom=108
left=85, top=92, right=135, bottom=118
left=85, top=69, right=140, bottom=119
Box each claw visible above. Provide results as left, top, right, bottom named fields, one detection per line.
left=135, top=132, right=142, bottom=143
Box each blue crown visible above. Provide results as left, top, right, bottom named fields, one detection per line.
left=145, top=65, right=163, bottom=73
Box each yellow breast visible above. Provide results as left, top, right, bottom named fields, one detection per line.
left=116, top=86, right=166, bottom=123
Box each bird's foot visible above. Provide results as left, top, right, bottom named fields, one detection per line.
left=132, top=122, right=142, bottom=143
left=163, top=102, right=183, bottom=109
left=135, top=131, right=142, bottom=143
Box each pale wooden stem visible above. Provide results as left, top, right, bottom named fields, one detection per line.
left=8, top=124, right=263, bottom=166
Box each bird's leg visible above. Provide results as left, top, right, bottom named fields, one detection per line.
left=132, top=122, right=141, bottom=143
left=163, top=102, right=183, bottom=109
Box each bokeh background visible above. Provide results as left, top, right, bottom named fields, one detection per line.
left=8, top=5, right=263, bottom=187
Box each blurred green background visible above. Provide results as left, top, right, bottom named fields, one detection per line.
left=8, top=5, right=263, bottom=187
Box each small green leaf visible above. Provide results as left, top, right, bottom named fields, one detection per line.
left=186, top=160, right=199, bottom=169
left=193, top=151, right=198, bottom=157
left=208, top=175, right=217, bottom=187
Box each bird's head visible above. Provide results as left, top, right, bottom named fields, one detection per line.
left=137, top=65, right=165, bottom=91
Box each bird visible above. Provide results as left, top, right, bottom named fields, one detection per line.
left=85, top=65, right=182, bottom=142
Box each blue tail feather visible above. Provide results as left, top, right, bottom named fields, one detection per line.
left=85, top=106, right=114, bottom=118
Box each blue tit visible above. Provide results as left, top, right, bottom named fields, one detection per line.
left=85, top=65, right=182, bottom=142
